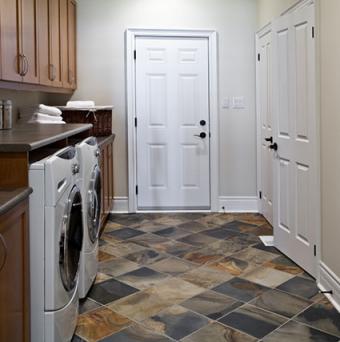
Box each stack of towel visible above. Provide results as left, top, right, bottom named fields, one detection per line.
left=27, top=105, right=65, bottom=124
left=66, top=100, right=95, bottom=108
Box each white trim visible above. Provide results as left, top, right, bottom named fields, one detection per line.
left=111, top=197, right=129, bottom=213
left=218, top=196, right=259, bottom=213
left=126, top=28, right=219, bottom=213
left=255, top=24, right=272, bottom=217
left=318, top=262, right=340, bottom=313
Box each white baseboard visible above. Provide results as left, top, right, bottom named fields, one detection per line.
left=318, top=261, right=340, bottom=313
left=218, top=196, right=259, bottom=213
left=111, top=196, right=129, bottom=213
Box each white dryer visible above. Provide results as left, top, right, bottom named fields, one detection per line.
left=76, top=137, right=101, bottom=298
left=29, top=146, right=83, bottom=342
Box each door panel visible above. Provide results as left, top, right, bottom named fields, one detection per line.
left=136, top=37, right=210, bottom=209
left=0, top=0, right=22, bottom=82
left=272, top=3, right=317, bottom=276
left=257, top=29, right=273, bottom=224
left=49, top=0, right=63, bottom=87
left=21, top=0, right=39, bottom=84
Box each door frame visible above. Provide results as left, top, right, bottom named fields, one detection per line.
left=126, top=28, right=219, bottom=213
left=255, top=23, right=272, bottom=218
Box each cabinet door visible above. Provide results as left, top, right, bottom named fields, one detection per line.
left=67, top=0, right=77, bottom=89
left=49, top=0, right=63, bottom=87
left=60, top=0, right=69, bottom=87
left=0, top=201, right=29, bottom=342
left=108, top=143, right=113, bottom=211
left=100, top=147, right=106, bottom=225
left=21, top=0, right=39, bottom=84
left=0, top=0, right=22, bottom=82
left=37, top=0, right=51, bottom=86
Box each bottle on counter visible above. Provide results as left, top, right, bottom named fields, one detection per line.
left=3, top=100, right=12, bottom=129
left=0, top=100, right=3, bottom=129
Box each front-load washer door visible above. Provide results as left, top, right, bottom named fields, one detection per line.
left=87, top=166, right=101, bottom=244
left=60, top=186, right=84, bottom=292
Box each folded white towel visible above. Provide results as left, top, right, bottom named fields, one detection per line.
left=66, top=101, right=95, bottom=108
left=34, top=112, right=63, bottom=122
left=38, top=104, right=62, bottom=116
left=28, top=119, right=66, bottom=125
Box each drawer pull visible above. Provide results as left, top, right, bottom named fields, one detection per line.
left=0, top=234, right=8, bottom=273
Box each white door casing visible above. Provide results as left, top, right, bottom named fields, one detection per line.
left=272, top=1, right=317, bottom=276
left=135, top=37, right=210, bottom=210
left=256, top=27, right=274, bottom=225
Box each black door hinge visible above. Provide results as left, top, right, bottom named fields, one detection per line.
left=314, top=245, right=317, bottom=256
left=312, top=26, right=315, bottom=38
left=134, top=117, right=137, bottom=127
left=136, top=185, right=138, bottom=195
left=257, top=53, right=261, bottom=62
left=259, top=191, right=262, bottom=199
left=134, top=50, right=137, bottom=59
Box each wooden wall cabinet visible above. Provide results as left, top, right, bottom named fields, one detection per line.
left=0, top=0, right=77, bottom=92
left=0, top=200, right=30, bottom=342
left=38, top=0, right=77, bottom=89
left=99, top=137, right=114, bottom=230
left=0, top=0, right=39, bottom=84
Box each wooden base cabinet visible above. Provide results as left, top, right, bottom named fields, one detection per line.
left=0, top=200, right=30, bottom=342
left=99, top=136, right=115, bottom=231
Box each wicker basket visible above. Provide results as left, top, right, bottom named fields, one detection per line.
left=60, top=107, right=113, bottom=136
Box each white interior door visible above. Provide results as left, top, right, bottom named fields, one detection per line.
left=135, top=37, right=210, bottom=210
left=272, top=3, right=317, bottom=276
left=257, top=29, right=274, bottom=225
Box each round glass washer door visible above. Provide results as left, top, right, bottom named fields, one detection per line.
left=87, top=165, right=101, bottom=243
left=59, top=186, right=84, bottom=292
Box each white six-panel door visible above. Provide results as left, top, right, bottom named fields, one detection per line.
left=257, top=29, right=274, bottom=225
left=135, top=37, right=210, bottom=210
left=272, top=2, right=317, bottom=276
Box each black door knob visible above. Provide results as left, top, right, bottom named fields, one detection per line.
left=200, top=120, right=206, bottom=126
left=269, top=143, right=278, bottom=151
left=265, top=137, right=273, bottom=143
left=194, top=132, right=207, bottom=139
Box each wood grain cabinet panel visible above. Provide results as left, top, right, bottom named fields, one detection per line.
left=99, top=139, right=114, bottom=232
left=0, top=0, right=76, bottom=91
left=0, top=0, right=39, bottom=83
left=0, top=200, right=30, bottom=342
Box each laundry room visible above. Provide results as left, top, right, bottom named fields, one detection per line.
left=0, top=0, right=340, bottom=341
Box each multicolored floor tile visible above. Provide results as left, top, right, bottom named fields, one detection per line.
left=75, top=307, right=131, bottom=342
left=73, top=213, right=338, bottom=341
left=100, top=323, right=173, bottom=341
left=295, top=297, right=340, bottom=337
left=181, top=290, right=243, bottom=320
left=143, top=305, right=210, bottom=340
left=218, top=304, right=287, bottom=339
left=262, top=320, right=339, bottom=342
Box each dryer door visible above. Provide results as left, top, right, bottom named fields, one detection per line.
left=87, top=166, right=101, bottom=243
left=59, top=186, right=83, bottom=291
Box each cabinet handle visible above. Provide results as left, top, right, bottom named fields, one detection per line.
left=18, top=54, right=25, bottom=76
left=0, top=234, right=8, bottom=273
left=50, top=64, right=56, bottom=81
left=23, top=55, right=29, bottom=76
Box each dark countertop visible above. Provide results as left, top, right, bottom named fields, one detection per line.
left=0, top=123, right=92, bottom=152
left=97, top=134, right=116, bottom=147
left=0, top=188, right=32, bottom=216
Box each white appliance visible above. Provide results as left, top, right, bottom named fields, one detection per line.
left=76, top=137, right=101, bottom=298
left=29, top=146, right=83, bottom=342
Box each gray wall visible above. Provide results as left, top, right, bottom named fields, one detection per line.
left=68, top=0, right=258, bottom=198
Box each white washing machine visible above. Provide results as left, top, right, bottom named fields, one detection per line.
left=76, top=137, right=101, bottom=298
left=29, top=146, right=83, bottom=342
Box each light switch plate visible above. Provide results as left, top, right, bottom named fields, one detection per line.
left=232, top=96, right=245, bottom=109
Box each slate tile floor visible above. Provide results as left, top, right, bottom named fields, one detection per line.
left=73, top=213, right=340, bottom=342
